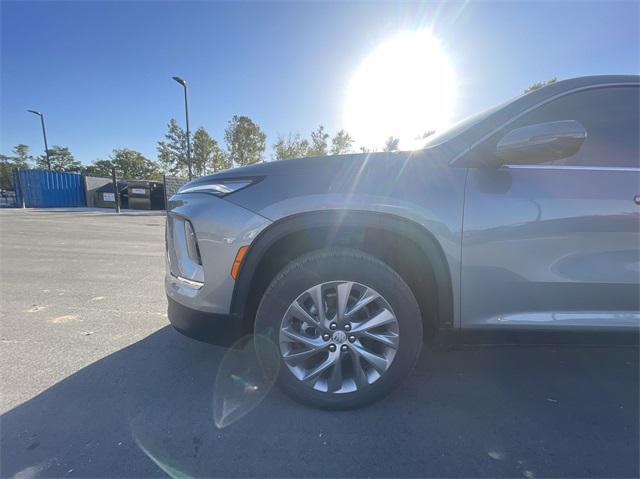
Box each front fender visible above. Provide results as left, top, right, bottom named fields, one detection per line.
left=226, top=154, right=466, bottom=327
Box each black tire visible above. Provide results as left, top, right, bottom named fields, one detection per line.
left=254, top=248, right=423, bottom=409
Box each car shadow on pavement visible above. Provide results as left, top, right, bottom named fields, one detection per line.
left=1, top=326, right=638, bottom=478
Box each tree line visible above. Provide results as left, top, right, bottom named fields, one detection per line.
left=0, top=144, right=161, bottom=190
left=1, top=115, right=402, bottom=190
left=1, top=77, right=556, bottom=189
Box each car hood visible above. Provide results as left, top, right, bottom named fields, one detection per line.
left=177, top=146, right=464, bottom=235
left=185, top=150, right=434, bottom=186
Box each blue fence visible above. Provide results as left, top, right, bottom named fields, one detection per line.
left=14, top=169, right=86, bottom=208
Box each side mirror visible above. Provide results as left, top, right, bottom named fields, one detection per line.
left=496, top=120, right=587, bottom=165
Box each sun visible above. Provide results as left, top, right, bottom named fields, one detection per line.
left=344, top=31, right=456, bottom=151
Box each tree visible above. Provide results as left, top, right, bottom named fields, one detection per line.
left=13, top=144, right=32, bottom=166
left=224, top=115, right=267, bottom=167
left=82, top=150, right=160, bottom=179
left=157, top=119, right=189, bottom=176
left=112, top=148, right=160, bottom=179
left=192, top=127, right=214, bottom=176
left=383, top=136, right=400, bottom=152
left=417, top=131, right=436, bottom=140
left=211, top=144, right=231, bottom=172
left=273, top=128, right=354, bottom=160
left=330, top=130, right=354, bottom=155
left=308, top=125, right=329, bottom=156
left=272, top=133, right=310, bottom=160
left=82, top=159, right=115, bottom=177
left=192, top=127, right=229, bottom=175
left=0, top=155, right=14, bottom=190
left=416, top=130, right=437, bottom=147
left=36, top=146, right=81, bottom=172
left=524, top=77, right=557, bottom=94
left=0, top=145, right=32, bottom=190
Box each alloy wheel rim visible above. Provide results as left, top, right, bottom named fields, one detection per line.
left=278, top=281, right=399, bottom=394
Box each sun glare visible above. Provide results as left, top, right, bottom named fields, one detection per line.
left=344, top=31, right=456, bottom=151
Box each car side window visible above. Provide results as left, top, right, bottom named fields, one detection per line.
left=489, top=86, right=640, bottom=168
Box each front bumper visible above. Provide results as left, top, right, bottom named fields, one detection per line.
left=167, top=296, right=243, bottom=346
left=165, top=192, right=272, bottom=343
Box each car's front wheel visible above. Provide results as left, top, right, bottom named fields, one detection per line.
left=254, top=248, right=423, bottom=409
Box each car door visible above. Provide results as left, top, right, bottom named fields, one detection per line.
left=460, top=84, right=640, bottom=329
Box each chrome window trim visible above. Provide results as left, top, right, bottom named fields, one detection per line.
left=451, top=81, right=640, bottom=165
left=170, top=273, right=204, bottom=289
left=503, top=164, right=640, bottom=172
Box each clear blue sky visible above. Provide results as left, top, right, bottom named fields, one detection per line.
left=1, top=1, right=638, bottom=164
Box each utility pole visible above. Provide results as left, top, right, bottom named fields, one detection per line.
left=111, top=167, right=120, bottom=213
left=172, top=76, right=192, bottom=180
left=27, top=110, right=50, bottom=171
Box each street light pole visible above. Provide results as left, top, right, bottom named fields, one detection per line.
left=27, top=110, right=50, bottom=171
left=172, top=76, right=192, bottom=180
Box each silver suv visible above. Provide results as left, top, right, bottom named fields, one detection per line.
left=166, top=75, right=639, bottom=409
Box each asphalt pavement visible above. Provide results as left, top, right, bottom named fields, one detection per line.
left=1, top=208, right=638, bottom=478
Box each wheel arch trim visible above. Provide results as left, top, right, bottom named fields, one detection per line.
left=230, top=209, right=455, bottom=329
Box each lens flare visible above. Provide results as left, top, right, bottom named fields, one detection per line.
left=212, top=335, right=280, bottom=429
left=345, top=31, right=456, bottom=151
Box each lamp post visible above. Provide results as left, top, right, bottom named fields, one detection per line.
left=27, top=110, right=50, bottom=171
left=172, top=76, right=192, bottom=180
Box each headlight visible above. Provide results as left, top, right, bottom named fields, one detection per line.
left=177, top=179, right=256, bottom=196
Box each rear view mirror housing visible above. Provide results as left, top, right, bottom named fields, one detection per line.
left=496, top=120, right=587, bottom=165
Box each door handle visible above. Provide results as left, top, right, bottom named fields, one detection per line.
left=635, top=195, right=640, bottom=205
